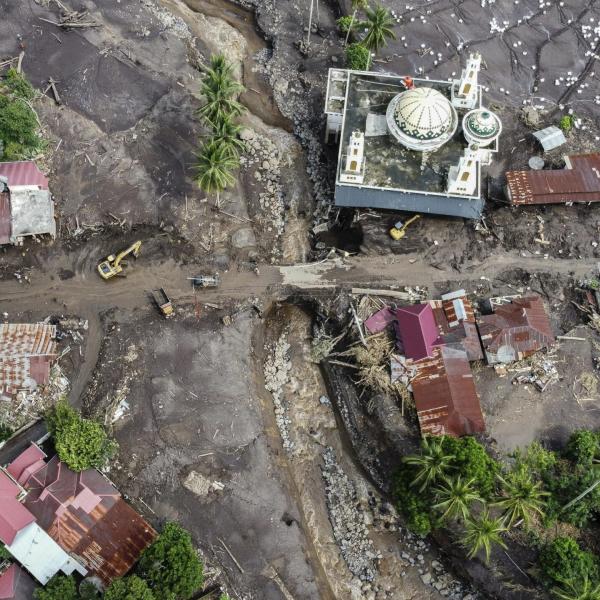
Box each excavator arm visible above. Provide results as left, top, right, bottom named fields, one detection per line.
left=97, top=240, right=142, bottom=279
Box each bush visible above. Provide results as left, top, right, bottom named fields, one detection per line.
left=392, top=467, right=433, bottom=535
left=345, top=43, right=370, bottom=70
left=513, top=441, right=557, bottom=478
left=539, top=537, right=599, bottom=588
left=137, top=523, right=204, bottom=600
left=105, top=575, right=155, bottom=600
left=559, top=114, right=575, bottom=133
left=0, top=422, right=12, bottom=443
left=337, top=15, right=356, bottom=34
left=33, top=575, right=78, bottom=600
left=0, top=545, right=11, bottom=560
left=3, top=68, right=35, bottom=100
left=46, top=400, right=117, bottom=472
left=566, top=430, right=599, bottom=467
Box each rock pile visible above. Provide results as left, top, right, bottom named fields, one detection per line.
left=264, top=333, right=293, bottom=451
left=321, top=447, right=379, bottom=583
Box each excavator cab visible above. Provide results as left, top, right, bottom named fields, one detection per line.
left=97, top=240, right=142, bottom=280
left=389, top=214, right=421, bottom=241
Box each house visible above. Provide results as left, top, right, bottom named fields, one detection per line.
left=477, top=295, right=555, bottom=364
left=0, top=443, right=157, bottom=588
left=0, top=324, right=58, bottom=399
left=0, top=161, right=55, bottom=245
left=0, top=564, right=36, bottom=600
left=394, top=304, right=443, bottom=361
left=505, top=153, right=600, bottom=205
left=411, top=346, right=485, bottom=437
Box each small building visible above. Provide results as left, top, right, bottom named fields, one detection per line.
left=532, top=126, right=566, bottom=153
left=477, top=295, right=554, bottom=364
left=394, top=304, right=443, bottom=361
left=412, top=346, right=485, bottom=437
left=0, top=324, right=58, bottom=399
left=505, top=153, right=600, bottom=205
left=0, top=161, right=55, bottom=246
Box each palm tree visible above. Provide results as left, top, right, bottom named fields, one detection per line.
left=553, top=577, right=600, bottom=600
left=461, top=509, right=507, bottom=564
left=194, top=139, right=239, bottom=208
left=494, top=465, right=549, bottom=527
left=403, top=436, right=455, bottom=492
left=209, top=113, right=246, bottom=158
left=344, top=0, right=369, bottom=46
left=198, top=57, right=245, bottom=125
left=362, top=5, right=396, bottom=66
left=433, top=476, right=482, bottom=523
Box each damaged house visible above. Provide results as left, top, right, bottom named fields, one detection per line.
left=477, top=295, right=555, bottom=364
left=0, top=443, right=156, bottom=595
left=0, top=161, right=56, bottom=246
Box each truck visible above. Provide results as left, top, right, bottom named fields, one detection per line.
left=189, top=274, right=221, bottom=288
left=151, top=288, right=174, bottom=317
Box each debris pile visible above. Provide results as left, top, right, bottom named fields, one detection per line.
left=502, top=348, right=560, bottom=391
left=321, top=447, right=379, bottom=584
left=264, top=333, right=293, bottom=451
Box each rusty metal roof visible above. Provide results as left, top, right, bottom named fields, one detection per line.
left=0, top=162, right=49, bottom=190
left=411, top=346, right=485, bottom=437
left=0, top=324, right=57, bottom=396
left=506, top=153, right=600, bottom=205
left=478, top=295, right=554, bottom=363
left=23, top=456, right=156, bottom=585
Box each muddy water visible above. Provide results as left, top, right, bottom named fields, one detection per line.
left=182, top=0, right=292, bottom=131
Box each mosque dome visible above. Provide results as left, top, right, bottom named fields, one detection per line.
left=386, top=87, right=458, bottom=152
left=462, top=108, right=502, bottom=147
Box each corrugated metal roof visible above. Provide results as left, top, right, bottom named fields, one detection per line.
left=478, top=295, right=554, bottom=363
left=395, top=304, right=443, bottom=360
left=0, top=162, right=49, bottom=190
left=335, top=185, right=485, bottom=219
left=22, top=456, right=156, bottom=585
left=506, top=153, right=600, bottom=205
left=7, top=444, right=46, bottom=484
left=412, top=346, right=485, bottom=437
left=0, top=471, right=36, bottom=546
left=0, top=564, right=17, bottom=600
left=0, top=324, right=57, bottom=396
left=532, top=126, right=566, bottom=152
left=0, top=193, right=10, bottom=246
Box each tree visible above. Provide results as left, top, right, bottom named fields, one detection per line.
left=566, top=430, right=600, bottom=467
left=539, top=537, right=599, bottom=589
left=361, top=5, right=396, bottom=66
left=494, top=465, right=549, bottom=527
left=403, top=435, right=455, bottom=492
left=33, top=575, right=78, bottom=600
left=344, top=0, right=369, bottom=46
left=105, top=575, right=155, bottom=600
left=209, top=113, right=246, bottom=158
left=194, top=139, right=239, bottom=208
left=433, top=475, right=482, bottom=523
left=137, top=522, right=204, bottom=600
left=198, top=55, right=245, bottom=125
left=345, top=43, right=371, bottom=71
left=460, top=509, right=507, bottom=564
left=553, top=578, right=600, bottom=600
left=46, top=400, right=117, bottom=472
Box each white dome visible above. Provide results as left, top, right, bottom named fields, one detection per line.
left=462, top=108, right=502, bottom=147
left=386, top=87, right=458, bottom=151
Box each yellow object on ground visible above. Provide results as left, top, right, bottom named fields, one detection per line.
left=97, top=240, right=142, bottom=279
left=389, top=215, right=421, bottom=240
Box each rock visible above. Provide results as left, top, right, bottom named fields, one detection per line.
left=240, top=128, right=256, bottom=141
left=182, top=471, right=212, bottom=496
left=421, top=572, right=432, bottom=585
left=231, top=227, right=257, bottom=249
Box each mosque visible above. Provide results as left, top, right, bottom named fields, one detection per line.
left=324, top=53, right=502, bottom=219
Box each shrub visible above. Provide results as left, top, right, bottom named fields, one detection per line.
left=33, top=575, right=78, bottom=600
left=105, top=575, right=155, bottom=600
left=539, top=537, right=599, bottom=588
left=0, top=422, right=12, bottom=443
left=0, top=544, right=11, bottom=560
left=513, top=441, right=557, bottom=478
left=393, top=466, right=433, bottom=535
left=566, top=430, right=599, bottom=467
left=345, top=43, right=370, bottom=70
left=559, top=115, right=575, bottom=133
left=46, top=400, right=117, bottom=472
left=3, top=68, right=35, bottom=100
left=337, top=15, right=357, bottom=34
left=137, top=523, right=204, bottom=600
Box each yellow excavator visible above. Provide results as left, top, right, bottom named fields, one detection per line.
left=389, top=214, right=421, bottom=241
left=97, top=240, right=142, bottom=280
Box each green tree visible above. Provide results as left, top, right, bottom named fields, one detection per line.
left=33, top=575, right=78, bottom=600
left=403, top=435, right=455, bottom=492
left=79, top=581, right=101, bottom=600
left=494, top=465, right=549, bottom=527
left=539, top=537, right=599, bottom=588
left=105, top=575, right=155, bottom=600
left=0, top=544, right=11, bottom=560
left=194, top=139, right=239, bottom=208
left=513, top=440, right=557, bottom=478
left=209, top=113, right=246, bottom=158
left=198, top=55, right=245, bottom=125
left=362, top=5, right=396, bottom=64
left=393, top=465, right=434, bottom=535
left=0, top=422, right=10, bottom=443
left=344, top=0, right=369, bottom=45
left=553, top=577, right=600, bottom=600
left=566, top=430, right=600, bottom=467
left=461, top=509, right=507, bottom=564
left=137, top=522, right=204, bottom=600
left=345, top=43, right=371, bottom=70
left=46, top=400, right=117, bottom=472
left=433, top=475, right=482, bottom=523
left=3, top=68, right=35, bottom=100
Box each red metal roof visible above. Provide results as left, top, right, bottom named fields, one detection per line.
left=0, top=565, right=17, bottom=600
left=506, top=153, right=600, bottom=205
left=0, top=162, right=49, bottom=190
left=364, top=307, right=396, bottom=334
left=0, top=471, right=36, bottom=546
left=478, top=296, right=554, bottom=363
left=22, top=456, right=156, bottom=585
left=7, top=444, right=46, bottom=485
left=412, top=346, right=485, bottom=437
left=395, top=304, right=443, bottom=360
left=0, top=193, right=10, bottom=246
